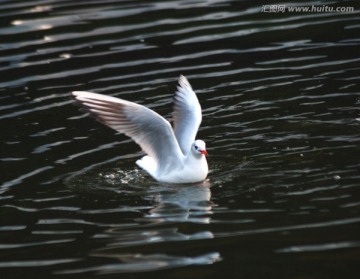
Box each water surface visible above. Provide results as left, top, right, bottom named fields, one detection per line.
left=1, top=0, right=359, bottom=278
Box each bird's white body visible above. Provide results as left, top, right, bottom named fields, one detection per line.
left=72, top=75, right=208, bottom=184
left=137, top=155, right=208, bottom=183
left=136, top=144, right=208, bottom=183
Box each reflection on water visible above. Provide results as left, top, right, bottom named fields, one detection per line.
left=58, top=252, right=221, bottom=275
left=147, top=182, right=214, bottom=223
left=1, top=0, right=360, bottom=278
left=63, top=170, right=219, bottom=274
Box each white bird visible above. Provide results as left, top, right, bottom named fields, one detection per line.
left=72, top=75, right=208, bottom=183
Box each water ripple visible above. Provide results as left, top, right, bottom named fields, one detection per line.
left=1, top=0, right=359, bottom=277
left=0, top=258, right=81, bottom=268
left=56, top=252, right=221, bottom=274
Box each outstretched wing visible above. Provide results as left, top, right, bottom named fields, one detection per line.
left=173, top=75, right=202, bottom=155
left=72, top=91, right=184, bottom=171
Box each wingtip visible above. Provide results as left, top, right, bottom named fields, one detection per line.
left=72, top=91, right=91, bottom=98
left=178, top=75, right=191, bottom=89
left=179, top=74, right=187, bottom=81
left=71, top=91, right=111, bottom=102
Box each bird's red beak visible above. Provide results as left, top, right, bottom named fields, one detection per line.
left=200, top=149, right=208, bottom=156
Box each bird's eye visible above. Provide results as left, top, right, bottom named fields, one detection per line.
left=194, top=145, right=198, bottom=150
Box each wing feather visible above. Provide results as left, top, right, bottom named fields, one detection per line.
left=72, top=91, right=184, bottom=172
left=173, top=75, right=202, bottom=155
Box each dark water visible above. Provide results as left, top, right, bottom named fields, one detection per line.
left=1, top=0, right=360, bottom=278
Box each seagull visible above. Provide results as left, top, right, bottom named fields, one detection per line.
left=72, top=75, right=208, bottom=183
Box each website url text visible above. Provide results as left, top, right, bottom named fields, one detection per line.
left=261, top=5, right=355, bottom=13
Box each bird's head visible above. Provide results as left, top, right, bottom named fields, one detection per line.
left=192, top=140, right=208, bottom=156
